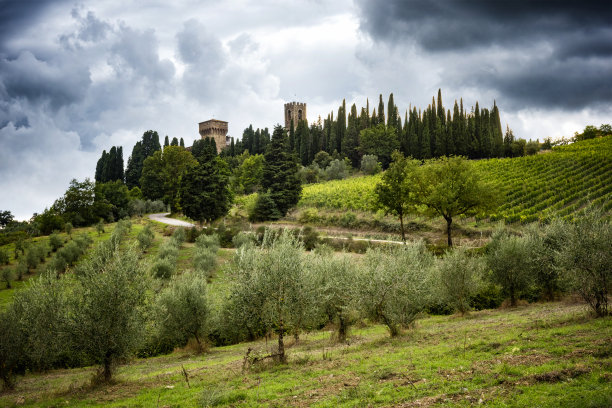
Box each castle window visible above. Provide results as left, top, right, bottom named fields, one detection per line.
left=287, top=110, right=291, bottom=120
left=298, top=110, right=302, bottom=120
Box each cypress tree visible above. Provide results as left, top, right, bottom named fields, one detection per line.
left=171, top=137, right=179, bottom=147
left=164, top=136, right=169, bottom=147
left=262, top=125, right=302, bottom=217
left=126, top=130, right=161, bottom=189
left=387, top=93, right=397, bottom=130
left=377, top=94, right=385, bottom=125
left=336, top=100, right=346, bottom=155
left=289, top=120, right=295, bottom=153
left=344, top=104, right=360, bottom=167
left=371, top=108, right=378, bottom=126
left=491, top=101, right=504, bottom=157
left=180, top=138, right=185, bottom=148
left=297, top=120, right=310, bottom=166
left=420, top=111, right=431, bottom=159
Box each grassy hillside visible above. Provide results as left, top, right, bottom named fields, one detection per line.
left=0, top=301, right=609, bottom=407
left=299, top=136, right=612, bottom=224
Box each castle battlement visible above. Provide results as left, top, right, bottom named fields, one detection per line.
left=284, top=102, right=307, bottom=130
left=198, top=119, right=229, bottom=153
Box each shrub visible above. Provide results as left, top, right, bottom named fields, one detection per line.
left=64, top=222, right=73, bottom=236
left=96, top=219, right=105, bottom=235
left=195, top=233, right=220, bottom=252
left=436, top=248, right=484, bottom=315
left=186, top=227, right=201, bottom=243
left=69, top=246, right=150, bottom=382
left=313, top=151, right=332, bottom=169
left=340, top=211, right=357, bottom=228
left=137, top=225, right=155, bottom=251
left=1, top=268, right=15, bottom=289
left=0, top=248, right=9, bottom=265
left=296, top=226, right=319, bottom=251
left=48, top=232, right=63, bottom=252
left=25, top=247, right=39, bottom=271
left=49, top=253, right=68, bottom=273
left=470, top=283, right=504, bottom=310
left=359, top=242, right=434, bottom=336
left=486, top=231, right=534, bottom=307
left=325, top=159, right=348, bottom=180
left=360, top=154, right=382, bottom=175
left=15, top=262, right=27, bottom=280
left=232, top=232, right=257, bottom=249
left=151, top=258, right=175, bottom=279
left=193, top=248, right=217, bottom=280
left=557, top=210, right=612, bottom=316
left=171, top=227, right=186, bottom=246
left=155, top=272, right=209, bottom=352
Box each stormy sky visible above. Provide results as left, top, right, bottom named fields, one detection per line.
left=1, top=0, right=610, bottom=220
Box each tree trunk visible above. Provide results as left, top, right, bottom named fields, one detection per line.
left=103, top=354, right=113, bottom=382
left=446, top=217, right=453, bottom=247
left=277, top=320, right=286, bottom=363
left=338, top=315, right=347, bottom=343
left=399, top=213, right=406, bottom=243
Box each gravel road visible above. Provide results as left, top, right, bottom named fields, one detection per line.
left=148, top=213, right=195, bottom=228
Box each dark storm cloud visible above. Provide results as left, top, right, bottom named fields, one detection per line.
left=0, top=51, right=91, bottom=110
left=0, top=0, right=66, bottom=48
left=356, top=0, right=612, bottom=110
left=357, top=0, right=611, bottom=52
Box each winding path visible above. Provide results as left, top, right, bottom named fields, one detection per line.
left=148, top=213, right=195, bottom=228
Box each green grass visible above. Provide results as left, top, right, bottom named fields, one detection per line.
left=0, top=301, right=609, bottom=407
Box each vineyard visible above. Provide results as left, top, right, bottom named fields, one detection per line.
left=299, top=136, right=612, bottom=223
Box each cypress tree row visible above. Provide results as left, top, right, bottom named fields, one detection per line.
left=95, top=146, right=124, bottom=183
left=125, top=130, right=161, bottom=189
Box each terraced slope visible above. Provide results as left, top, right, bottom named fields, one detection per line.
left=299, top=136, right=612, bottom=223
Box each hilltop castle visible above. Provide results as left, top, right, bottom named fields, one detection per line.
left=198, top=119, right=231, bottom=154
left=284, top=102, right=307, bottom=130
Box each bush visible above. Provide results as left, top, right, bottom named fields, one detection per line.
left=151, top=258, right=175, bottom=279
left=155, top=272, right=209, bottom=352
left=557, top=210, right=612, bottom=316
left=25, top=247, right=39, bottom=271
left=436, top=248, right=484, bottom=315
left=48, top=232, right=63, bottom=252
left=137, top=225, right=155, bottom=251
left=96, top=219, right=105, bottom=235
left=49, top=253, right=68, bottom=273
left=64, top=222, right=73, bottom=236
left=157, top=242, right=179, bottom=263
left=171, top=227, right=186, bottom=246
left=193, top=248, right=217, bottom=280
left=186, top=227, right=201, bottom=243
left=15, top=262, right=27, bottom=280
left=296, top=226, right=319, bottom=251
left=325, top=159, right=348, bottom=180
left=359, top=242, right=434, bottom=336
left=232, top=232, right=257, bottom=249
left=470, top=283, right=504, bottom=310
left=1, top=268, right=15, bottom=289
left=486, top=231, right=534, bottom=307
left=360, top=154, right=382, bottom=175
left=195, top=233, right=220, bottom=252
left=0, top=248, right=9, bottom=265
left=313, top=151, right=332, bottom=169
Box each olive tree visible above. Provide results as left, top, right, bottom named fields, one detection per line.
left=557, top=210, right=611, bottom=317
left=437, top=248, right=484, bottom=315
left=68, top=244, right=150, bottom=382
left=487, top=231, right=533, bottom=307
left=310, top=253, right=358, bottom=343
left=359, top=242, right=434, bottom=336
left=156, top=272, right=209, bottom=352
left=228, top=230, right=310, bottom=362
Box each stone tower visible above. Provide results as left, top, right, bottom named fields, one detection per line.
left=198, top=119, right=229, bottom=154
left=284, top=102, right=307, bottom=130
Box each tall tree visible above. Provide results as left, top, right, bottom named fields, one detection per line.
left=262, top=125, right=302, bottom=217
left=164, top=135, right=169, bottom=147
left=359, top=124, right=399, bottom=169
left=125, top=130, right=161, bottom=189
left=377, top=94, right=385, bottom=125
left=343, top=104, right=360, bottom=167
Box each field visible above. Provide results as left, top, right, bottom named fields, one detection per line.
left=298, top=136, right=612, bottom=224
left=0, top=300, right=609, bottom=407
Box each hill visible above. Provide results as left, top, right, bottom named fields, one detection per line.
left=0, top=301, right=609, bottom=407
left=299, top=136, right=612, bottom=224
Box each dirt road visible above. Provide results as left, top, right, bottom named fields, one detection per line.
left=148, top=213, right=195, bottom=228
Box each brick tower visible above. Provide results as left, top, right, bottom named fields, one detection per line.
left=198, top=119, right=229, bottom=153
left=284, top=102, right=307, bottom=130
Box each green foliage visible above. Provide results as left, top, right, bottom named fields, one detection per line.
left=360, top=154, right=381, bottom=175
left=0, top=248, right=9, bottom=265
left=179, top=156, right=233, bottom=224
left=171, top=227, right=186, bottom=246
left=232, top=231, right=257, bottom=248
left=151, top=258, right=175, bottom=279
left=95, top=180, right=130, bottom=221
left=262, top=125, right=302, bottom=217
left=374, top=151, right=419, bottom=241
left=125, top=130, right=161, bottom=189
left=436, top=248, right=484, bottom=315
left=140, top=146, right=198, bottom=211
left=1, top=268, right=14, bottom=289
left=48, top=232, right=63, bottom=252
left=324, top=158, right=349, bottom=180
left=359, top=124, right=399, bottom=169
left=95, top=146, right=124, bottom=183
left=64, top=222, right=73, bottom=236
left=96, top=219, right=105, bottom=235
left=359, top=242, right=434, bottom=336
left=248, top=192, right=281, bottom=222
left=414, top=156, right=500, bottom=246
left=156, top=272, right=209, bottom=351
left=137, top=224, right=155, bottom=251
left=69, top=245, right=150, bottom=382
left=313, top=150, right=332, bottom=169
left=557, top=210, right=612, bottom=316
left=310, top=253, right=357, bottom=342
left=57, top=179, right=96, bottom=227
left=486, top=231, right=534, bottom=306
left=231, top=153, right=264, bottom=194
left=228, top=230, right=311, bottom=361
